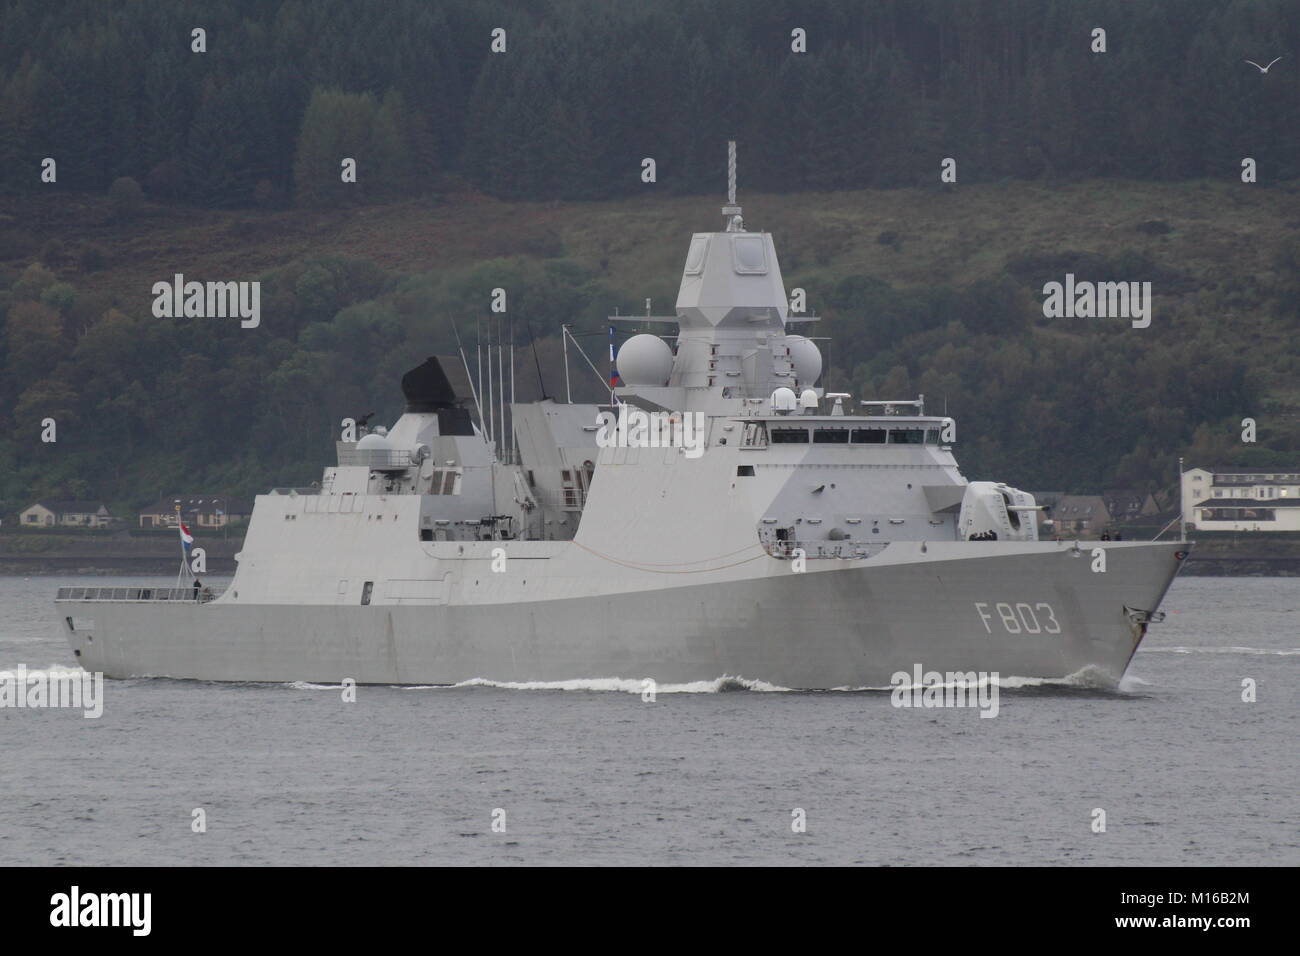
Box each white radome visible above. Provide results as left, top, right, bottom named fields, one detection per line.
left=617, top=334, right=675, bottom=386
left=786, top=335, right=823, bottom=386
left=770, top=386, right=798, bottom=412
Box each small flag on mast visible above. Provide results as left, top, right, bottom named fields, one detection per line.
left=609, top=325, right=620, bottom=388
left=178, top=516, right=193, bottom=551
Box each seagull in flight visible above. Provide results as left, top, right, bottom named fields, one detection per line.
left=1245, top=56, right=1284, bottom=73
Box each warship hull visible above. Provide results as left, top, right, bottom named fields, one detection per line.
left=59, top=541, right=1184, bottom=688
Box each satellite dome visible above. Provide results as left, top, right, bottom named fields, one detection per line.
left=786, top=335, right=823, bottom=386
left=356, top=432, right=394, bottom=450
left=770, top=387, right=798, bottom=413
left=799, top=388, right=819, bottom=409
left=617, top=334, right=674, bottom=387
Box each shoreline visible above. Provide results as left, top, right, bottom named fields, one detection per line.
left=0, top=534, right=241, bottom=576
left=0, top=559, right=239, bottom=575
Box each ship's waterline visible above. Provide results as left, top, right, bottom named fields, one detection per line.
left=61, top=541, right=1183, bottom=686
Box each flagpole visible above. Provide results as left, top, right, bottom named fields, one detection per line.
left=175, top=504, right=186, bottom=587
left=608, top=323, right=616, bottom=403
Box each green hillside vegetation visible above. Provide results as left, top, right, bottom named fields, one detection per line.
left=1, top=177, right=1298, bottom=517
left=4, top=1, right=1298, bottom=202
left=4, top=0, right=1298, bottom=518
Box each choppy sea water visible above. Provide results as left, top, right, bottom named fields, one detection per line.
left=1, top=574, right=1295, bottom=866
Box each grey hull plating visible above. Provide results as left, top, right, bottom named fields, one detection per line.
left=63, top=541, right=1183, bottom=687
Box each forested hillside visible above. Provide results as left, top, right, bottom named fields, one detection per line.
left=3, top=0, right=1299, bottom=202
left=3, top=177, right=1297, bottom=513
left=1, top=0, right=1297, bottom=516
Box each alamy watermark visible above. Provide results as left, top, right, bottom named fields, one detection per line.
left=1042, top=273, right=1151, bottom=328
left=151, top=273, right=261, bottom=328
left=50, top=886, right=150, bottom=936
left=595, top=406, right=706, bottom=459
left=890, top=664, right=999, bottom=718
left=0, top=665, right=103, bottom=718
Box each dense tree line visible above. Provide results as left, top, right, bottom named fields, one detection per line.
left=0, top=0, right=1296, bottom=514
left=1, top=0, right=1298, bottom=204
left=0, top=228, right=1287, bottom=513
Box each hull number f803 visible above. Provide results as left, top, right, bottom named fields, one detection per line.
left=975, top=602, right=1061, bottom=635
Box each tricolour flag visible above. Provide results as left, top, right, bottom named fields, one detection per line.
left=178, top=522, right=194, bottom=550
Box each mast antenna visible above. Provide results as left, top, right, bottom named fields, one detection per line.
left=1178, top=456, right=1186, bottom=542
left=523, top=313, right=548, bottom=400
left=728, top=139, right=736, bottom=205
left=450, top=315, right=486, bottom=433
left=723, top=140, right=742, bottom=231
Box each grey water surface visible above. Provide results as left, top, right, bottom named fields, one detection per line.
left=1, top=575, right=1295, bottom=866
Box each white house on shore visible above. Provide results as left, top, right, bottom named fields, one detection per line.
left=137, top=495, right=252, bottom=529
left=1181, top=467, right=1300, bottom=532
left=19, top=500, right=115, bottom=528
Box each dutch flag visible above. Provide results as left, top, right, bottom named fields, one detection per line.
left=178, top=522, right=194, bottom=550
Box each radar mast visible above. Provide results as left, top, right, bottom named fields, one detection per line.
left=723, top=140, right=743, bottom=232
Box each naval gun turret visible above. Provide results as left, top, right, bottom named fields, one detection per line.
left=958, top=482, right=1041, bottom=542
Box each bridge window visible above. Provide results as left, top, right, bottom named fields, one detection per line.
left=770, top=427, right=809, bottom=444
left=851, top=428, right=886, bottom=444
left=891, top=429, right=925, bottom=444
left=813, top=428, right=849, bottom=443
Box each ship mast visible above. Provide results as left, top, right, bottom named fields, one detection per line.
left=722, top=139, right=743, bottom=232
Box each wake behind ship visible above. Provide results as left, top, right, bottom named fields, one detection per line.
left=57, top=147, right=1186, bottom=687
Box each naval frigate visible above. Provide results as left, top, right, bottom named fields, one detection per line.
left=56, top=146, right=1187, bottom=688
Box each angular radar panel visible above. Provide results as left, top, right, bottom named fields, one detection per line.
left=401, top=355, right=474, bottom=412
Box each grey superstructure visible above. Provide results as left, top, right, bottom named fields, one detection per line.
left=57, top=154, right=1186, bottom=688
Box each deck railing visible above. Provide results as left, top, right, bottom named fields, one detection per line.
left=55, top=586, right=222, bottom=603
left=336, top=448, right=413, bottom=469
